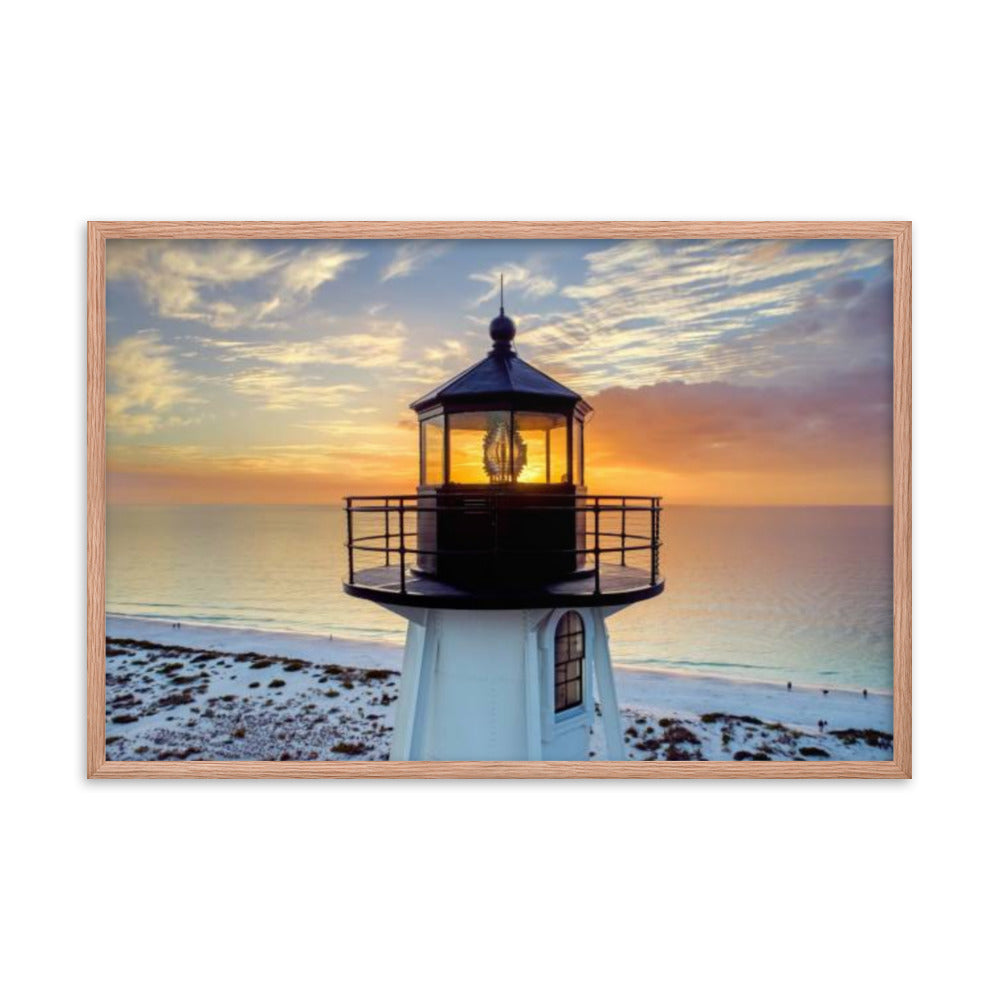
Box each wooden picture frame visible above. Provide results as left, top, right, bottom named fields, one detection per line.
left=87, top=221, right=911, bottom=778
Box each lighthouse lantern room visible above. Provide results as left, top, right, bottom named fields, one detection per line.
left=344, top=294, right=664, bottom=761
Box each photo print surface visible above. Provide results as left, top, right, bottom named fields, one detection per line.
left=104, top=237, right=894, bottom=764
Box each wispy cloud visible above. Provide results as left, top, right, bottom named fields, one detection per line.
left=469, top=262, right=558, bottom=307
left=201, top=319, right=408, bottom=371
left=521, top=239, right=893, bottom=393
left=108, top=241, right=286, bottom=327
left=106, top=331, right=199, bottom=436
left=280, top=245, right=367, bottom=295
left=381, top=241, right=448, bottom=282
left=422, top=338, right=466, bottom=364
left=227, top=370, right=366, bottom=411
left=108, top=240, right=366, bottom=330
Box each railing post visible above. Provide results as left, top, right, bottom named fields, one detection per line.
left=620, top=498, right=626, bottom=566
left=650, top=498, right=659, bottom=585
left=383, top=498, right=390, bottom=567
left=594, top=497, right=601, bottom=595
left=398, top=499, right=406, bottom=594
left=346, top=498, right=354, bottom=584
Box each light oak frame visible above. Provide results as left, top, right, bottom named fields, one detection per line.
left=87, top=221, right=912, bottom=778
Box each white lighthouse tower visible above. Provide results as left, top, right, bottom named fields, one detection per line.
left=344, top=295, right=663, bottom=760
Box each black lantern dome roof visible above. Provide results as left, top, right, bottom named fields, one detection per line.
left=411, top=296, right=590, bottom=416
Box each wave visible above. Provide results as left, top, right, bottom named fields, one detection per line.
left=617, top=655, right=777, bottom=673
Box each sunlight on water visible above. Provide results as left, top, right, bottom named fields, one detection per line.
left=107, top=504, right=892, bottom=693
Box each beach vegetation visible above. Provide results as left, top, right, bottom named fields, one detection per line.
left=830, top=728, right=892, bottom=749
left=701, top=712, right=764, bottom=725
left=661, top=724, right=700, bottom=744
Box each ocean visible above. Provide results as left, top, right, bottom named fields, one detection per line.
left=106, top=504, right=893, bottom=694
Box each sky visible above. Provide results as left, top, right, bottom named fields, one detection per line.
left=106, top=238, right=894, bottom=505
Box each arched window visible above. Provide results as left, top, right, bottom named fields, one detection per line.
left=554, top=612, right=584, bottom=712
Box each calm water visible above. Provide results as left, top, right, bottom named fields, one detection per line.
left=107, top=505, right=893, bottom=693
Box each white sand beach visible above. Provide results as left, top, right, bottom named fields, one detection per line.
left=105, top=614, right=893, bottom=763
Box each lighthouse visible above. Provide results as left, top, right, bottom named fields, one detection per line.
left=344, top=293, right=664, bottom=760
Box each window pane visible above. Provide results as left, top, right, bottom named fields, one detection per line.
left=514, top=412, right=568, bottom=484
left=554, top=612, right=585, bottom=713
left=421, top=416, right=445, bottom=486
left=556, top=611, right=582, bottom=640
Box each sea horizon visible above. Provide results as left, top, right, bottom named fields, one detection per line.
left=108, top=500, right=894, bottom=508
left=107, top=503, right=893, bottom=696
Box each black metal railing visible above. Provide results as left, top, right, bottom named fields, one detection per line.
left=344, top=493, right=662, bottom=596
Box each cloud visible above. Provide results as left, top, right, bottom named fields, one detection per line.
left=280, top=245, right=367, bottom=295
left=107, top=241, right=286, bottom=326
left=422, top=338, right=466, bottom=363
left=107, top=240, right=366, bottom=329
left=469, top=262, right=558, bottom=307
left=227, top=369, right=366, bottom=411
left=201, top=319, right=408, bottom=370
left=381, top=241, right=448, bottom=282
left=106, top=331, right=198, bottom=436
left=518, top=239, right=893, bottom=393
left=585, top=367, right=892, bottom=503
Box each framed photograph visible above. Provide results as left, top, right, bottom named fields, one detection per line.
left=87, top=222, right=911, bottom=778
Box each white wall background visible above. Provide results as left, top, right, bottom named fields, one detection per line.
left=3, top=1, right=996, bottom=996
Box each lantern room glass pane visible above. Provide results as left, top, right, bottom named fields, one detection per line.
left=514, top=412, right=568, bottom=484
left=574, top=416, right=585, bottom=485
left=448, top=411, right=517, bottom=484
left=421, top=416, right=445, bottom=486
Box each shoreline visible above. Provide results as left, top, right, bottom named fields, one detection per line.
left=107, top=613, right=403, bottom=670
left=107, top=613, right=889, bottom=700
left=105, top=614, right=892, bottom=761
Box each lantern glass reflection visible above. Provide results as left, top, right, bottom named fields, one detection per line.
left=514, top=412, right=568, bottom=483
left=420, top=415, right=445, bottom=485
left=427, top=410, right=571, bottom=485
left=447, top=411, right=513, bottom=484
